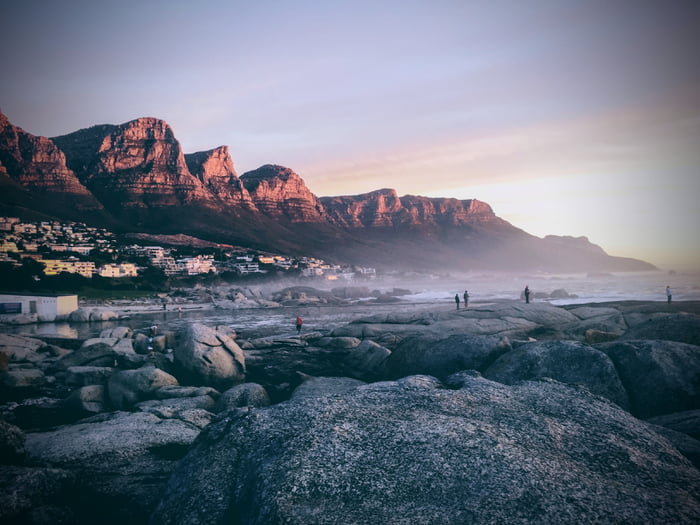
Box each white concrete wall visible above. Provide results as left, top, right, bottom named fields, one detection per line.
left=0, top=294, right=78, bottom=320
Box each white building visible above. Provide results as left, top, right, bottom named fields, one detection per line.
left=69, top=245, right=95, bottom=256
left=0, top=217, right=20, bottom=231
left=233, top=262, right=263, bottom=275
left=0, top=240, right=18, bottom=253
left=0, top=293, right=78, bottom=321
left=355, top=266, right=377, bottom=278
left=301, top=267, right=324, bottom=277
left=144, top=246, right=167, bottom=259
left=42, top=259, right=96, bottom=278
left=12, top=223, right=37, bottom=235
left=97, top=263, right=139, bottom=278
left=177, top=255, right=216, bottom=275
left=151, top=256, right=179, bottom=275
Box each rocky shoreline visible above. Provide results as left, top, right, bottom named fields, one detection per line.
left=2, top=299, right=700, bottom=523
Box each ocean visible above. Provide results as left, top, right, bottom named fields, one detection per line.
left=2, top=270, right=698, bottom=340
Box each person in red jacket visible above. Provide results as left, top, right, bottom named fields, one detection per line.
left=296, top=316, right=303, bottom=335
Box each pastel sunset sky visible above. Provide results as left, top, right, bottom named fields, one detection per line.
left=1, top=0, right=699, bottom=270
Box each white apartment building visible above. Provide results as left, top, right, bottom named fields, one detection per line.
left=42, top=259, right=96, bottom=278
left=0, top=217, right=20, bottom=231
left=70, top=245, right=95, bottom=256
left=177, top=255, right=216, bottom=275
left=151, top=256, right=179, bottom=276
left=97, top=263, right=139, bottom=278
left=12, top=223, right=37, bottom=235
left=233, top=262, right=262, bottom=275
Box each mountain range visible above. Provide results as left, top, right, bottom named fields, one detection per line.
left=0, top=111, right=655, bottom=273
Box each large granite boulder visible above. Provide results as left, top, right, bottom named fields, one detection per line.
left=596, top=340, right=700, bottom=418
left=1, top=364, right=45, bottom=391
left=63, top=385, right=106, bottom=417
left=174, top=323, right=245, bottom=389
left=560, top=308, right=627, bottom=340
left=152, top=375, right=700, bottom=524
left=620, top=313, right=700, bottom=345
left=386, top=334, right=511, bottom=380
left=342, top=339, right=391, bottom=380
left=64, top=365, right=114, bottom=386
left=67, top=308, right=118, bottom=322
left=330, top=303, right=592, bottom=346
left=52, top=338, right=119, bottom=370
left=215, top=383, right=271, bottom=412
left=0, top=333, right=51, bottom=363
left=107, top=366, right=179, bottom=410
left=25, top=410, right=201, bottom=524
left=483, top=340, right=630, bottom=410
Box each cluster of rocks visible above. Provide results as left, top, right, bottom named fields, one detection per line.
left=0, top=322, right=266, bottom=523
left=185, top=285, right=411, bottom=310
left=269, top=286, right=413, bottom=307
left=0, top=307, right=122, bottom=326
left=208, top=287, right=279, bottom=309
left=2, top=300, right=700, bottom=523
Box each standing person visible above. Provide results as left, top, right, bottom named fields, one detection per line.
left=296, top=316, right=303, bottom=335
left=455, top=293, right=460, bottom=310
left=666, top=285, right=672, bottom=304
left=524, top=286, right=530, bottom=304
left=463, top=290, right=469, bottom=308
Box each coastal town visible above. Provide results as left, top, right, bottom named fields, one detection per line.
left=0, top=216, right=376, bottom=282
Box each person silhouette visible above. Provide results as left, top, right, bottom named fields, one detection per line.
left=455, top=294, right=460, bottom=310
left=463, top=290, right=469, bottom=308
left=524, top=286, right=530, bottom=304
left=666, top=286, right=672, bottom=304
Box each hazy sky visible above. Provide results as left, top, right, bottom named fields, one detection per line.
left=1, top=0, right=699, bottom=270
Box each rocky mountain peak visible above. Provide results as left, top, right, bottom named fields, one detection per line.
left=185, top=146, right=255, bottom=208
left=186, top=145, right=237, bottom=181
left=240, top=165, right=326, bottom=222
left=0, top=111, right=100, bottom=209
left=0, top=110, right=11, bottom=128
left=0, top=111, right=656, bottom=272
left=53, top=116, right=211, bottom=211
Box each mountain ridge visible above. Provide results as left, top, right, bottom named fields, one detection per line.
left=0, top=111, right=656, bottom=272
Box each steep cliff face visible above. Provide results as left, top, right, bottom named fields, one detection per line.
left=0, top=112, right=101, bottom=209
left=53, top=117, right=210, bottom=209
left=402, top=197, right=503, bottom=226
left=320, top=191, right=510, bottom=231
left=0, top=112, right=656, bottom=272
left=321, top=189, right=403, bottom=228
left=185, top=146, right=256, bottom=209
left=240, top=165, right=327, bottom=222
